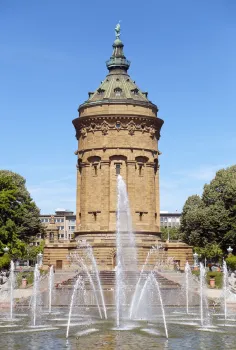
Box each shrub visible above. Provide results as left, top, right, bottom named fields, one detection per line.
left=206, top=271, right=223, bottom=288
left=16, top=271, right=34, bottom=287
left=191, top=269, right=223, bottom=288
left=0, top=254, right=11, bottom=269
left=225, top=256, right=236, bottom=272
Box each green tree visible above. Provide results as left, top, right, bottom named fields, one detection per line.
left=194, top=243, right=223, bottom=262
left=0, top=170, right=44, bottom=260
left=161, top=226, right=181, bottom=241
left=180, top=195, right=206, bottom=246
left=25, top=241, right=45, bottom=262
left=180, top=165, right=236, bottom=253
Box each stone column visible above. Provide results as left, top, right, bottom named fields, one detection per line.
left=100, top=160, right=110, bottom=231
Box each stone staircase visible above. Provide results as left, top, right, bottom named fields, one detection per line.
left=58, top=270, right=180, bottom=290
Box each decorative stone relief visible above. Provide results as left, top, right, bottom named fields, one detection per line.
left=76, top=118, right=160, bottom=138
left=141, top=123, right=147, bottom=133
left=149, top=125, right=156, bottom=138
left=101, top=121, right=109, bottom=135
left=127, top=121, right=136, bottom=135
left=81, top=127, right=87, bottom=138
left=116, top=121, right=121, bottom=131
left=90, top=122, right=96, bottom=133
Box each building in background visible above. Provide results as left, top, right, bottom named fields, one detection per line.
left=160, top=211, right=181, bottom=228
left=40, top=209, right=76, bottom=240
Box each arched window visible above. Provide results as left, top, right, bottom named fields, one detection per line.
left=87, top=156, right=101, bottom=177
left=97, top=88, right=105, bottom=95
left=131, top=88, right=139, bottom=95
left=135, top=156, right=149, bottom=177
left=114, top=87, right=122, bottom=96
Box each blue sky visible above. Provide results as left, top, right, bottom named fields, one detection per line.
left=0, top=1, right=236, bottom=214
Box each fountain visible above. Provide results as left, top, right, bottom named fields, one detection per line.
left=48, top=265, right=54, bottom=314
left=31, top=264, right=41, bottom=326
left=4, top=175, right=234, bottom=347
left=222, top=260, right=229, bottom=320
left=83, top=243, right=107, bottom=319
left=129, top=250, right=152, bottom=319
left=150, top=273, right=168, bottom=338
left=199, top=262, right=210, bottom=327
left=130, top=244, right=169, bottom=319
left=66, top=276, right=85, bottom=338
left=76, top=258, right=102, bottom=319
left=184, top=261, right=192, bottom=314
left=9, top=260, right=15, bottom=320
left=115, top=175, right=138, bottom=328
left=69, top=246, right=104, bottom=319
left=135, top=273, right=151, bottom=316
left=115, top=179, right=123, bottom=329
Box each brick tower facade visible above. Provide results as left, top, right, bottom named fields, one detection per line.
left=72, top=27, right=166, bottom=269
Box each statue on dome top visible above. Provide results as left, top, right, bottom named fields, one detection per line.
left=115, top=22, right=121, bottom=39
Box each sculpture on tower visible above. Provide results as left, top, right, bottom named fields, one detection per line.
left=115, top=22, right=121, bottom=38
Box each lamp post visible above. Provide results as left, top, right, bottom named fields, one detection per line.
left=227, top=246, right=233, bottom=256
left=193, top=252, right=199, bottom=270
left=37, top=252, right=43, bottom=267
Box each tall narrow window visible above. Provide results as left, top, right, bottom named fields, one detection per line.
left=92, top=162, right=99, bottom=176
left=116, top=163, right=121, bottom=175
left=94, top=164, right=97, bottom=176
left=138, top=164, right=143, bottom=176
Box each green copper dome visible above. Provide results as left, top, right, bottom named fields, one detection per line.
left=79, top=24, right=157, bottom=111
left=106, top=33, right=130, bottom=72
left=113, top=38, right=123, bottom=46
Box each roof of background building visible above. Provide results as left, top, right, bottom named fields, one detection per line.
left=160, top=212, right=182, bottom=216
left=40, top=210, right=74, bottom=216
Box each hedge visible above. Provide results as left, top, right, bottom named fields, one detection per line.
left=192, top=269, right=223, bottom=288
left=225, top=256, right=236, bottom=272
left=0, top=254, right=11, bottom=270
